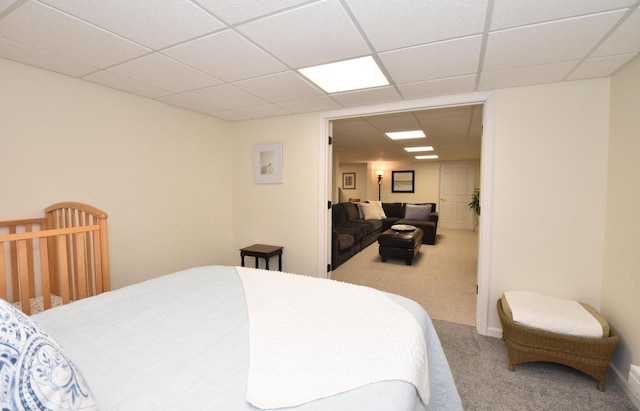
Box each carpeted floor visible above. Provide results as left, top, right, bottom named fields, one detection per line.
left=331, top=228, right=639, bottom=410
left=332, top=228, right=478, bottom=326
left=433, top=319, right=638, bottom=410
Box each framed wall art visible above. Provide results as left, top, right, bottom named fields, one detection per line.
left=342, top=172, right=356, bottom=189
left=392, top=170, right=415, bottom=193
left=253, top=142, right=283, bottom=184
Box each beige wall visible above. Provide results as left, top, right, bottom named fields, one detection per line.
left=602, top=55, right=640, bottom=378
left=0, top=58, right=235, bottom=289
left=336, top=163, right=369, bottom=202
left=336, top=159, right=480, bottom=206
left=487, top=79, right=611, bottom=330
left=2, top=60, right=631, bottom=375
left=231, top=114, right=321, bottom=276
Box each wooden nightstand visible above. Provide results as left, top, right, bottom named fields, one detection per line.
left=240, top=244, right=283, bottom=271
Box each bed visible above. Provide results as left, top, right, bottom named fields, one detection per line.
left=0, top=203, right=462, bottom=411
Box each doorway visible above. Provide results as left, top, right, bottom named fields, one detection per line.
left=317, top=92, right=494, bottom=335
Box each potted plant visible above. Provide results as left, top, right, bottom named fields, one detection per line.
left=468, top=188, right=480, bottom=231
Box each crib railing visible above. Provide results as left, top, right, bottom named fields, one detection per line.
left=0, top=202, right=110, bottom=315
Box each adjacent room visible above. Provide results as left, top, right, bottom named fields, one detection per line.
left=329, top=105, right=482, bottom=327
left=1, top=1, right=639, bottom=410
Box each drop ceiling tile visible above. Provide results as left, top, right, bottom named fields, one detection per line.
left=366, top=111, right=421, bottom=132
left=237, top=0, right=370, bottom=68
left=233, top=71, right=322, bottom=102
left=0, top=0, right=16, bottom=13
left=483, top=10, right=626, bottom=72
left=592, top=8, right=640, bottom=57
left=108, top=53, right=221, bottom=93
left=83, top=70, right=172, bottom=98
left=232, top=104, right=292, bottom=119
left=330, top=86, right=401, bottom=107
left=163, top=30, right=286, bottom=82
left=491, top=0, right=635, bottom=30
left=0, top=2, right=149, bottom=68
left=196, top=0, right=310, bottom=25
left=183, top=84, right=267, bottom=109
left=209, top=110, right=250, bottom=122
left=478, top=61, right=578, bottom=90
left=38, top=0, right=223, bottom=50
left=568, top=53, right=638, bottom=80
left=278, top=96, right=342, bottom=113
left=157, top=94, right=222, bottom=114
left=0, top=37, right=97, bottom=77
left=344, top=0, right=487, bottom=51
left=397, top=75, right=476, bottom=99
left=380, top=35, right=482, bottom=84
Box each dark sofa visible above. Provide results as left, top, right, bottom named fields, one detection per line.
left=332, top=201, right=439, bottom=269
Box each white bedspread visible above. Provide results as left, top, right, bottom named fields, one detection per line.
left=31, top=266, right=460, bottom=410
left=237, top=267, right=429, bottom=409
left=504, top=291, right=603, bottom=338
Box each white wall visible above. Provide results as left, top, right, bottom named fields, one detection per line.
left=336, top=159, right=480, bottom=206
left=1, top=60, right=622, bottom=351
left=0, top=58, right=235, bottom=289
left=231, top=114, right=321, bottom=276
left=336, top=163, right=368, bottom=202
left=602, top=55, right=640, bottom=380
left=487, top=79, right=611, bottom=330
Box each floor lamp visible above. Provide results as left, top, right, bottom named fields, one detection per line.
left=376, top=170, right=383, bottom=201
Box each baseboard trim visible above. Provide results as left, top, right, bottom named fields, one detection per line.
left=610, top=363, right=640, bottom=409
left=486, top=326, right=503, bottom=339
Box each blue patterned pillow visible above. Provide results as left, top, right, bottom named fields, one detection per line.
left=0, top=299, right=97, bottom=411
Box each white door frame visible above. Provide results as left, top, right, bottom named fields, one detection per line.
left=317, top=91, right=495, bottom=336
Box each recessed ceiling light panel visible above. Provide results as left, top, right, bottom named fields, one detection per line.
left=298, top=56, right=389, bottom=93
left=404, top=146, right=433, bottom=152
left=385, top=130, right=426, bottom=140
left=415, top=155, right=439, bottom=160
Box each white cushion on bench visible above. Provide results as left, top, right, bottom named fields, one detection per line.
left=503, top=291, right=603, bottom=338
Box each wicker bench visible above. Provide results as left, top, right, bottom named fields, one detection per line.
left=497, top=297, right=618, bottom=391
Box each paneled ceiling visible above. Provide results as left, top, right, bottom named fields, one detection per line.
left=332, top=104, right=483, bottom=163
left=1, top=0, right=638, bottom=125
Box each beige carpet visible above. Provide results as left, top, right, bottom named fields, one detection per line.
left=331, top=228, right=478, bottom=326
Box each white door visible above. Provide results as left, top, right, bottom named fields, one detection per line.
left=439, top=162, right=475, bottom=230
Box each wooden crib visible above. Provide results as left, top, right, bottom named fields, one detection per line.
left=0, top=202, right=110, bottom=315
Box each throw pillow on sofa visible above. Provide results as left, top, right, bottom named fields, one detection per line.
left=359, top=202, right=382, bottom=220
left=404, top=204, right=432, bottom=220
left=367, top=200, right=387, bottom=219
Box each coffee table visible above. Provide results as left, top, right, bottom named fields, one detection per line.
left=378, top=226, right=423, bottom=265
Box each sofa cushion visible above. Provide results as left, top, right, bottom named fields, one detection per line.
left=334, top=222, right=370, bottom=241
left=343, top=202, right=360, bottom=221
left=355, top=218, right=383, bottom=231
left=336, top=233, right=355, bottom=251
left=404, top=204, right=432, bottom=220
left=332, top=203, right=348, bottom=224
left=382, top=202, right=404, bottom=218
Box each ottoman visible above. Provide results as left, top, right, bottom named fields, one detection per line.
left=497, top=292, right=619, bottom=391
left=378, top=226, right=423, bottom=265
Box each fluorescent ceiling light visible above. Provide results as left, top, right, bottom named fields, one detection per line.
left=415, top=155, right=439, bottom=160
left=404, top=146, right=433, bottom=152
left=298, top=56, right=389, bottom=93
left=385, top=130, right=426, bottom=140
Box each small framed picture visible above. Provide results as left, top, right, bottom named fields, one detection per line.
left=253, top=142, right=283, bottom=184
left=342, top=172, right=356, bottom=189
left=392, top=170, right=415, bottom=193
